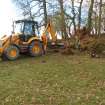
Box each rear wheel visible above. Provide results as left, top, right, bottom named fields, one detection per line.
left=4, top=45, right=20, bottom=60
left=29, top=41, right=43, bottom=57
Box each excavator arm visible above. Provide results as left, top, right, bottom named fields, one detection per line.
left=41, top=21, right=66, bottom=52
left=42, top=21, right=57, bottom=43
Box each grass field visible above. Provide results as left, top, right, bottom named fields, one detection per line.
left=0, top=53, right=105, bottom=105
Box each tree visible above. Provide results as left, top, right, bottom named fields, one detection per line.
left=58, top=0, right=67, bottom=39
left=87, top=0, right=94, bottom=33
left=13, top=0, right=35, bottom=20
left=93, top=1, right=99, bottom=35
left=78, top=0, right=83, bottom=29
left=13, top=0, right=48, bottom=26
left=42, top=0, right=47, bottom=26
left=71, top=0, right=76, bottom=34
left=98, top=0, right=103, bottom=36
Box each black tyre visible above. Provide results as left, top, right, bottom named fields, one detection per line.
left=4, top=45, right=20, bottom=60
left=29, top=41, right=43, bottom=57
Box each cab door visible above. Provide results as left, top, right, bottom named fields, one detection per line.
left=23, top=22, right=35, bottom=42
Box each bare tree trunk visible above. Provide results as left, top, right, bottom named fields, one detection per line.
left=98, top=0, right=103, bottom=37
left=68, top=22, right=72, bottom=37
left=94, top=12, right=98, bottom=35
left=104, top=5, right=105, bottom=31
left=71, top=0, right=76, bottom=34
left=78, top=0, right=83, bottom=29
left=43, top=0, right=48, bottom=27
left=58, top=0, right=67, bottom=39
left=94, top=2, right=98, bottom=35
left=87, top=0, right=94, bottom=33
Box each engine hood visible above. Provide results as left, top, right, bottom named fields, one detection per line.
left=0, top=33, right=19, bottom=42
left=0, top=35, right=10, bottom=40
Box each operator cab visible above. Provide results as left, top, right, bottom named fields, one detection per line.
left=13, top=20, right=39, bottom=42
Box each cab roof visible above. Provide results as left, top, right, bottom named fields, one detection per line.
left=15, top=20, right=38, bottom=25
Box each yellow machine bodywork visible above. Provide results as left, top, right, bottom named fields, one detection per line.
left=0, top=34, right=40, bottom=55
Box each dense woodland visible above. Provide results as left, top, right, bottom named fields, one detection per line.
left=13, top=0, right=105, bottom=38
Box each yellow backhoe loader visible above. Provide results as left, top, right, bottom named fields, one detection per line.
left=0, top=20, right=46, bottom=60
left=0, top=19, right=64, bottom=60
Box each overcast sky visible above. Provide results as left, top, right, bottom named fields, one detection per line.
left=0, top=0, right=18, bottom=37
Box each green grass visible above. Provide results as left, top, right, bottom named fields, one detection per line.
left=0, top=53, right=105, bottom=105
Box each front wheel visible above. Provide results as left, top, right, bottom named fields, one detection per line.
left=4, top=45, right=20, bottom=60
left=29, top=41, right=43, bottom=57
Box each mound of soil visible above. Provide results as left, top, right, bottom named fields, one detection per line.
left=61, top=47, right=74, bottom=55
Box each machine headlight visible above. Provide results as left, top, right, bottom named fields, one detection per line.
left=0, top=40, right=3, bottom=47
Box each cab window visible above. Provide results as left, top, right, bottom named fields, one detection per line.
left=24, top=23, right=34, bottom=35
